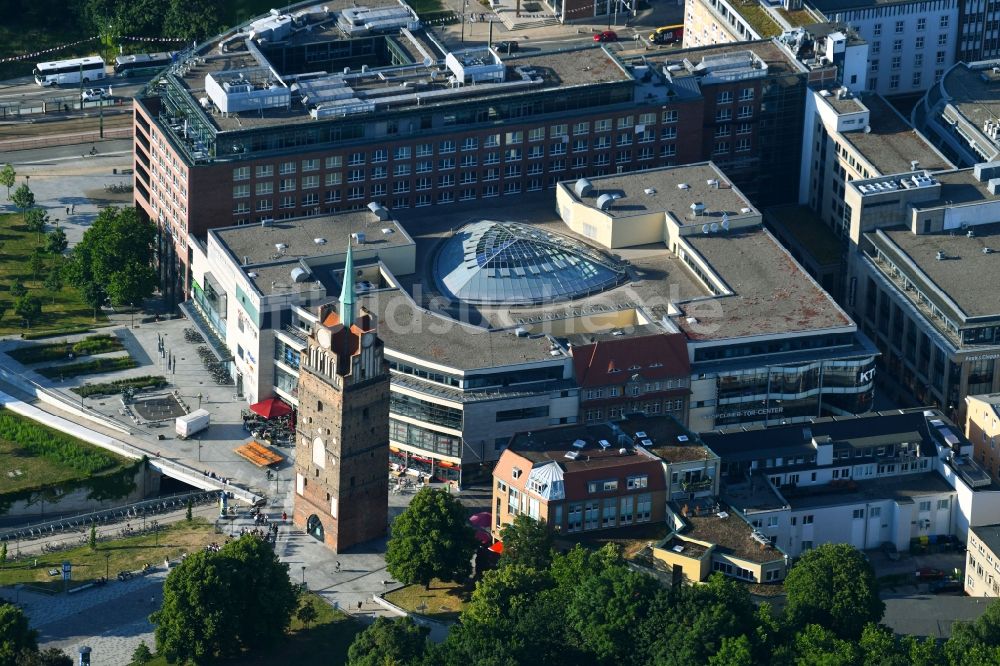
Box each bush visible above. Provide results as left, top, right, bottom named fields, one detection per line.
left=0, top=409, right=118, bottom=474
left=36, top=356, right=137, bottom=379
left=8, top=335, right=123, bottom=364
left=72, top=375, right=168, bottom=398
left=21, top=326, right=93, bottom=340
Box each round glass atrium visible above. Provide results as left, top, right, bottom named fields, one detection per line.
left=434, top=220, right=628, bottom=305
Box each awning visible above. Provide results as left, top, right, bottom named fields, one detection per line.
left=249, top=397, right=293, bottom=419
left=488, top=541, right=503, bottom=554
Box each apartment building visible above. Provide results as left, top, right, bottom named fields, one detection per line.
left=491, top=414, right=718, bottom=538
left=966, top=524, right=1000, bottom=596
left=133, top=0, right=825, bottom=304
left=702, top=409, right=1000, bottom=557
left=965, top=393, right=1000, bottom=483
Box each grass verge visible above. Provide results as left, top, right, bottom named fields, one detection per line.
left=0, top=408, right=128, bottom=494
left=22, top=326, right=94, bottom=341
left=73, top=375, right=168, bottom=398
left=383, top=578, right=470, bottom=621
left=0, top=214, right=105, bottom=335
left=0, top=518, right=217, bottom=592
left=144, top=591, right=363, bottom=666
left=7, top=335, right=123, bottom=365
left=36, top=356, right=137, bottom=379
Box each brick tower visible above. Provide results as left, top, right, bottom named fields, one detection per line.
left=293, top=244, right=390, bottom=552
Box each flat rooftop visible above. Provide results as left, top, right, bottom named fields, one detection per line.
left=874, top=222, right=1000, bottom=318
left=683, top=507, right=784, bottom=563
left=568, top=163, right=757, bottom=221
left=358, top=287, right=562, bottom=370
left=211, top=212, right=412, bottom=267
left=677, top=225, right=852, bottom=339
left=617, top=413, right=716, bottom=464
left=507, top=422, right=663, bottom=473
left=840, top=93, right=952, bottom=175
left=783, top=472, right=955, bottom=510
left=647, top=40, right=802, bottom=78
left=723, top=475, right=788, bottom=513
left=926, top=169, right=999, bottom=206
left=942, top=63, right=1000, bottom=144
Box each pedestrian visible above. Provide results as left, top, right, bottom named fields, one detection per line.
left=65, top=207, right=70, bottom=215
left=357, top=601, right=362, bottom=611
left=70, top=204, right=75, bottom=214
left=335, top=561, right=341, bottom=572
left=282, top=511, right=287, bottom=522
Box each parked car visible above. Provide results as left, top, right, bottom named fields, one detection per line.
left=915, top=567, right=947, bottom=580
left=881, top=541, right=900, bottom=561
left=81, top=87, right=109, bottom=102
left=494, top=40, right=519, bottom=54
left=929, top=579, right=964, bottom=594
left=594, top=30, right=618, bottom=43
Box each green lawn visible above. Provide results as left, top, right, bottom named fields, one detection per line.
left=0, top=214, right=106, bottom=336
left=36, top=355, right=137, bottom=379
left=7, top=335, right=123, bottom=365
left=0, top=409, right=130, bottom=495
left=733, top=1, right=782, bottom=38
left=144, top=591, right=364, bottom=666
left=0, top=518, right=218, bottom=592
left=384, top=578, right=470, bottom=621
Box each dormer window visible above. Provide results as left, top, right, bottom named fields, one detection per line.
left=512, top=467, right=522, bottom=479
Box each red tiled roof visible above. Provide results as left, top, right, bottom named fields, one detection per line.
left=572, top=333, right=690, bottom=388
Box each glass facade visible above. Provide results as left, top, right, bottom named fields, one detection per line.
left=390, top=418, right=461, bottom=458
left=389, top=393, right=462, bottom=430
left=712, top=358, right=876, bottom=427
left=274, top=338, right=301, bottom=370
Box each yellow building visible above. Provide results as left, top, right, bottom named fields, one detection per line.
left=966, top=394, right=1000, bottom=484
left=966, top=524, right=1000, bottom=597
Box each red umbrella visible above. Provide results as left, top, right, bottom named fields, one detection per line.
left=249, top=397, right=293, bottom=419
left=469, top=511, right=492, bottom=528
left=488, top=541, right=503, bottom=554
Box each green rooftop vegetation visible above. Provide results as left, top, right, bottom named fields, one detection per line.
left=778, top=7, right=823, bottom=27
left=733, top=0, right=783, bottom=38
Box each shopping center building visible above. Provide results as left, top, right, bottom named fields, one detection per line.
left=184, top=161, right=878, bottom=484
left=131, top=0, right=829, bottom=305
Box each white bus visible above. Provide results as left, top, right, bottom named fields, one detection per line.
left=33, top=55, right=107, bottom=87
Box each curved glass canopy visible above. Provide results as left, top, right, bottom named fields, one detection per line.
left=435, top=220, right=627, bottom=305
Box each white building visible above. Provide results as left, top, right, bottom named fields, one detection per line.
left=703, top=409, right=1000, bottom=557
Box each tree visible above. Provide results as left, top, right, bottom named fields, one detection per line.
left=14, top=295, right=41, bottom=327
left=185, top=498, right=193, bottom=522
left=29, top=252, right=45, bottom=281
left=0, top=603, right=38, bottom=666
left=15, top=648, right=72, bottom=666
left=385, top=487, right=477, bottom=589
left=23, top=208, right=48, bottom=244
left=46, top=228, right=67, bottom=255
left=88, top=524, right=97, bottom=551
left=0, top=164, right=14, bottom=199
left=707, top=635, right=754, bottom=666
left=945, top=598, right=1000, bottom=665
left=0, top=542, right=6, bottom=569
left=106, top=260, right=156, bottom=314
left=10, top=184, right=35, bottom=222
left=163, top=0, right=223, bottom=42
left=295, top=599, right=318, bottom=628
left=151, top=534, right=298, bottom=664
left=130, top=641, right=153, bottom=665
left=70, top=207, right=155, bottom=322
left=0, top=301, right=7, bottom=324
left=499, top=513, right=553, bottom=571
left=792, top=623, right=862, bottom=666
left=783, top=543, right=884, bottom=640
left=10, top=279, right=26, bottom=298
left=44, top=266, right=63, bottom=303
left=347, top=616, right=430, bottom=666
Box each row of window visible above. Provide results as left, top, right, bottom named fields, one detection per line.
left=562, top=494, right=653, bottom=532
left=584, top=400, right=685, bottom=422
left=871, top=15, right=948, bottom=35
left=584, top=379, right=688, bottom=400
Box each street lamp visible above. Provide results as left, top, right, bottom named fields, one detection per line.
left=104, top=552, right=110, bottom=581
left=301, top=565, right=306, bottom=587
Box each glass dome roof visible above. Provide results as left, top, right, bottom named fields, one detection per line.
left=434, top=220, right=628, bottom=305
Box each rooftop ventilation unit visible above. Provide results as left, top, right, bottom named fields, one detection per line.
left=641, top=439, right=654, bottom=447
left=634, top=431, right=647, bottom=438
left=598, top=439, right=611, bottom=450
left=984, top=247, right=993, bottom=254
left=677, top=435, right=689, bottom=442
left=740, top=207, right=752, bottom=214
left=564, top=450, right=580, bottom=460
left=275, top=243, right=287, bottom=251
left=691, top=202, right=706, bottom=216
left=574, top=178, right=593, bottom=197
left=968, top=229, right=975, bottom=238
left=677, top=183, right=689, bottom=190
left=597, top=193, right=617, bottom=211
left=381, top=227, right=394, bottom=235
left=368, top=201, right=390, bottom=221
left=706, top=179, right=719, bottom=188
left=514, top=326, right=529, bottom=337
left=936, top=250, right=946, bottom=260
left=911, top=160, right=920, bottom=171
left=619, top=448, right=628, bottom=455
left=644, top=188, right=656, bottom=195
left=314, top=238, right=327, bottom=245
left=351, top=232, right=366, bottom=244
left=290, top=267, right=310, bottom=282
left=572, top=439, right=587, bottom=449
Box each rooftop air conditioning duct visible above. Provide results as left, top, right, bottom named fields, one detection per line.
left=574, top=178, right=593, bottom=197
left=367, top=201, right=390, bottom=221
